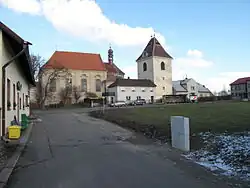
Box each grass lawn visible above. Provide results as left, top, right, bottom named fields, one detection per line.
left=112, top=102, right=250, bottom=134
left=92, top=102, right=250, bottom=147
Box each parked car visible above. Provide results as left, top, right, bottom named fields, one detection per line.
left=132, top=99, right=146, bottom=106
left=109, top=101, right=126, bottom=107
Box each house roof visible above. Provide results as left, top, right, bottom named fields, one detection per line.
left=43, top=51, right=106, bottom=71
left=136, top=37, right=173, bottom=62
left=104, top=62, right=124, bottom=75
left=0, top=21, right=35, bottom=85
left=230, top=77, right=250, bottom=85
left=108, top=79, right=156, bottom=88
left=172, top=81, right=187, bottom=92
left=173, top=78, right=211, bottom=93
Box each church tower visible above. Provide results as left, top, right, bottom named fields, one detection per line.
left=136, top=36, right=173, bottom=99
left=108, top=45, right=113, bottom=64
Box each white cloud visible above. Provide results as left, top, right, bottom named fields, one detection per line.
left=187, top=49, right=203, bottom=58
left=174, top=49, right=213, bottom=68
left=0, top=0, right=41, bottom=15
left=172, top=49, right=214, bottom=81
left=0, top=0, right=166, bottom=47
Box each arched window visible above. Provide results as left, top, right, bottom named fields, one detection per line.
left=96, top=79, right=102, bottom=92
left=143, top=62, right=147, bottom=71
left=49, top=78, right=57, bottom=92
left=81, top=78, right=87, bottom=92
left=161, top=62, right=165, bottom=70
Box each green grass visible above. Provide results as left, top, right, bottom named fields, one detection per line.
left=105, top=102, right=250, bottom=134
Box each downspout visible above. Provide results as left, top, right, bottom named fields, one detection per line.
left=2, top=41, right=30, bottom=136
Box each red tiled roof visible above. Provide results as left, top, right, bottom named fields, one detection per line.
left=104, top=63, right=117, bottom=73
left=230, top=77, right=250, bottom=85
left=104, top=62, right=124, bottom=75
left=43, top=51, right=106, bottom=71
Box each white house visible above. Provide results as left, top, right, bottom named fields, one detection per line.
left=107, top=78, right=156, bottom=103
left=172, top=78, right=212, bottom=98
left=136, top=36, right=173, bottom=99
left=0, top=21, right=35, bottom=136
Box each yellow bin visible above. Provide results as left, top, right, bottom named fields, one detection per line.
left=8, top=126, right=21, bottom=139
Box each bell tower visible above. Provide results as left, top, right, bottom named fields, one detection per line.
left=136, top=36, right=173, bottom=99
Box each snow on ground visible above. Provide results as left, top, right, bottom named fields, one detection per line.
left=185, top=132, right=250, bottom=181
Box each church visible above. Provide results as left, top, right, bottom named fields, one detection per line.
left=107, top=36, right=173, bottom=103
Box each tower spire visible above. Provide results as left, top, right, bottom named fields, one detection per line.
left=108, top=44, right=113, bottom=64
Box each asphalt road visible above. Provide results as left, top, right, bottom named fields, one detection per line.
left=7, top=110, right=230, bottom=188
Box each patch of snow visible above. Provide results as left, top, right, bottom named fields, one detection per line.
left=185, top=132, right=250, bottom=181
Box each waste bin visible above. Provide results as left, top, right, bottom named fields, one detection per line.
left=8, top=126, right=21, bottom=139
left=21, top=114, right=29, bottom=130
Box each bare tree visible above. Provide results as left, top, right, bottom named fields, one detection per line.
left=37, top=63, right=69, bottom=109
left=59, top=85, right=72, bottom=105
left=72, top=86, right=81, bottom=103
left=30, top=53, right=45, bottom=80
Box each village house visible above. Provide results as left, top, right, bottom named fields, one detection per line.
left=230, top=77, right=250, bottom=99
left=0, top=22, right=35, bottom=136
left=172, top=78, right=212, bottom=98
left=107, top=78, right=156, bottom=103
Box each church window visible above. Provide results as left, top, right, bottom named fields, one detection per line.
left=96, top=79, right=102, bottom=92
left=143, top=62, right=147, bottom=71
left=161, top=62, right=165, bottom=70
left=81, top=78, right=87, bottom=92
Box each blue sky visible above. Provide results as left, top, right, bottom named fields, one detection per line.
left=0, top=0, right=250, bottom=92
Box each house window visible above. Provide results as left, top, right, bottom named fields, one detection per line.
left=49, top=79, right=57, bottom=92
left=13, top=84, right=16, bottom=110
left=162, top=77, right=165, bottom=80
left=143, top=62, right=147, bottom=71
left=163, top=87, right=165, bottom=90
left=191, top=86, right=195, bottom=90
left=141, top=88, right=145, bottom=92
left=7, top=79, right=11, bottom=110
left=131, top=87, right=135, bottom=92
left=96, top=79, right=101, bottom=92
left=161, top=62, right=165, bottom=70
left=126, top=96, right=131, bottom=100
left=81, top=78, right=87, bottom=92
left=136, top=96, right=141, bottom=100
left=23, top=93, right=25, bottom=110
left=20, top=98, right=21, bottom=110
left=25, top=95, right=28, bottom=107
left=150, top=88, right=153, bottom=92
left=120, top=87, right=125, bottom=92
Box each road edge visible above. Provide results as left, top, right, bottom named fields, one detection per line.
left=0, top=123, right=34, bottom=188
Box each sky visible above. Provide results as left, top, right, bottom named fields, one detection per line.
left=0, top=0, right=250, bottom=92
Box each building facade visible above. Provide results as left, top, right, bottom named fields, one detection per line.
left=107, top=78, right=156, bottom=103
left=0, top=22, right=35, bottom=136
left=230, top=77, right=250, bottom=99
left=172, top=78, right=212, bottom=98
left=36, top=47, right=124, bottom=106
left=136, top=37, right=173, bottom=99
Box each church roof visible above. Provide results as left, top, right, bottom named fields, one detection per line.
left=136, top=37, right=173, bottom=62
left=43, top=51, right=106, bottom=71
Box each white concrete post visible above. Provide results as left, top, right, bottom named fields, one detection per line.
left=171, top=116, right=190, bottom=152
